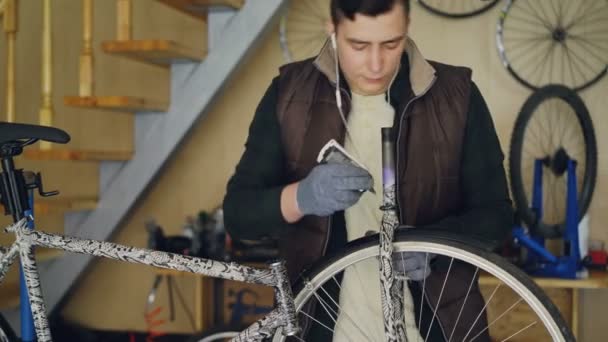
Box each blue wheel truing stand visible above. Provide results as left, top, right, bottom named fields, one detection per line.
left=20, top=192, right=36, bottom=341
left=512, top=158, right=585, bottom=279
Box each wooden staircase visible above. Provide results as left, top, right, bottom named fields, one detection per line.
left=0, top=0, right=239, bottom=315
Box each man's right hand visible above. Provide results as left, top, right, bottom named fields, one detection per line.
left=296, top=162, right=373, bottom=217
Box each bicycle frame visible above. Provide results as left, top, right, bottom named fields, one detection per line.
left=0, top=219, right=299, bottom=342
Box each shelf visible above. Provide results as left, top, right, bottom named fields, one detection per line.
left=479, top=270, right=608, bottom=289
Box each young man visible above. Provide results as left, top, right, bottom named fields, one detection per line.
left=224, top=0, right=513, bottom=340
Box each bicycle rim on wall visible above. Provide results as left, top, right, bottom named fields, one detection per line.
left=417, top=0, right=500, bottom=18
left=497, top=0, right=608, bottom=91
left=280, top=0, right=330, bottom=63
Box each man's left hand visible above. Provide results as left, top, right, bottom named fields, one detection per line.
left=392, top=252, right=434, bottom=281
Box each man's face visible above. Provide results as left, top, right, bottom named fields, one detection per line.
left=331, top=3, right=409, bottom=96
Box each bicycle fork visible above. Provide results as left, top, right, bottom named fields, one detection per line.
left=378, top=128, right=408, bottom=342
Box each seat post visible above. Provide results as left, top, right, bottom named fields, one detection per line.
left=0, top=144, right=30, bottom=223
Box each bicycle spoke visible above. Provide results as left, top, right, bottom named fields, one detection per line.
left=461, top=283, right=502, bottom=341
left=565, top=41, right=595, bottom=84
left=530, top=114, right=550, bottom=156
left=564, top=0, right=602, bottom=31
left=531, top=40, right=555, bottom=85
left=469, top=297, right=525, bottom=342
left=506, top=13, right=547, bottom=29
left=557, top=102, right=570, bottom=148
left=507, top=37, right=552, bottom=74
left=530, top=0, right=555, bottom=32
left=424, top=258, right=454, bottom=342
left=568, top=40, right=602, bottom=77
left=547, top=40, right=557, bottom=83
left=548, top=0, right=561, bottom=27
left=418, top=254, right=429, bottom=333
left=499, top=321, right=538, bottom=342
left=570, top=34, right=608, bottom=56
left=563, top=0, right=593, bottom=31
left=570, top=16, right=608, bottom=30
left=503, top=25, right=547, bottom=37
left=299, top=310, right=335, bottom=335
left=522, top=0, right=553, bottom=32
left=303, top=0, right=326, bottom=23
left=311, top=291, right=338, bottom=324
left=557, top=0, right=566, bottom=28
left=447, top=267, right=479, bottom=342
left=309, top=290, right=360, bottom=341
left=562, top=43, right=579, bottom=88
left=317, top=282, right=377, bottom=341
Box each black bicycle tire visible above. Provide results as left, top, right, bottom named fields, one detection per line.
left=509, top=84, right=597, bottom=237
left=286, top=229, right=574, bottom=341
left=417, top=0, right=499, bottom=18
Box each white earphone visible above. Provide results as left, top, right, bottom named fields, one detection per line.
left=328, top=31, right=368, bottom=173
left=330, top=32, right=342, bottom=110
left=330, top=32, right=337, bottom=50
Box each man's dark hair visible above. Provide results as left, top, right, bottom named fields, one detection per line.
left=330, top=0, right=410, bottom=26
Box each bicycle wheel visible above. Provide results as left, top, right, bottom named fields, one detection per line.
left=272, top=230, right=574, bottom=341
left=279, top=0, right=330, bottom=63
left=417, top=0, right=499, bottom=18
left=497, top=0, right=608, bottom=92
left=509, top=84, right=597, bottom=238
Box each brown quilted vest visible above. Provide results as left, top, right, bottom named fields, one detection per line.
left=276, top=39, right=490, bottom=341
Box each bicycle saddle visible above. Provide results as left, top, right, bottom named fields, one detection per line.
left=0, top=122, right=70, bottom=145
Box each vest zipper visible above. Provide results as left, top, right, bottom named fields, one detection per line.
left=395, top=77, right=437, bottom=222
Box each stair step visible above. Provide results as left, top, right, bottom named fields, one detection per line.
left=102, top=39, right=206, bottom=67
left=157, top=0, right=245, bottom=19
left=24, top=149, right=132, bottom=162
left=34, top=198, right=98, bottom=215
left=64, top=95, right=168, bottom=112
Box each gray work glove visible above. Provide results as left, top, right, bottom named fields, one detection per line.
left=393, top=252, right=435, bottom=281
left=296, top=162, right=373, bottom=217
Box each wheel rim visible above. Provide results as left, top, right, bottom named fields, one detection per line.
left=273, top=235, right=571, bottom=341
left=497, top=0, right=608, bottom=91
left=417, top=0, right=500, bottom=18
left=509, top=85, right=597, bottom=236
left=279, top=0, right=330, bottom=63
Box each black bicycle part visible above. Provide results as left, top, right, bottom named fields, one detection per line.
left=289, top=229, right=575, bottom=341
left=509, top=84, right=597, bottom=237
left=0, top=123, right=69, bottom=222
left=417, top=0, right=499, bottom=18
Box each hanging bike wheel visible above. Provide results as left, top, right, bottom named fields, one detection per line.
left=509, top=85, right=597, bottom=238
left=279, top=0, right=330, bottom=63
left=417, top=0, right=499, bottom=18
left=272, top=230, right=574, bottom=341
left=497, top=0, right=608, bottom=92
